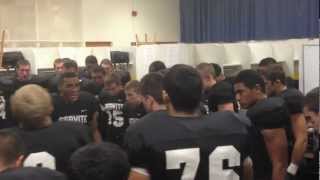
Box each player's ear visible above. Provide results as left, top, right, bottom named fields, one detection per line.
left=15, top=155, right=24, bottom=168
left=162, top=90, right=170, bottom=104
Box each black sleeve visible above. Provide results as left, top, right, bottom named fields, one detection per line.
left=124, top=126, right=150, bottom=170
left=50, top=94, right=60, bottom=122
left=90, top=95, right=99, bottom=113
left=74, top=124, right=94, bottom=145
left=247, top=98, right=288, bottom=129
left=282, top=91, right=304, bottom=115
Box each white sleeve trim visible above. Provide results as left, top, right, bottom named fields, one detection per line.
left=132, top=167, right=150, bottom=176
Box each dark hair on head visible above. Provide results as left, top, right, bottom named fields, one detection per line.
left=149, top=61, right=166, bottom=73
left=196, top=62, right=216, bottom=78
left=265, top=64, right=286, bottom=85
left=211, top=63, right=222, bottom=76
left=259, top=57, right=277, bottom=67
left=164, top=64, right=202, bottom=112
left=104, top=72, right=122, bottom=86
left=0, top=129, right=24, bottom=166
left=157, top=68, right=169, bottom=76
left=91, top=66, right=105, bottom=75
left=208, top=81, right=235, bottom=112
left=70, top=142, right=130, bottom=180
left=140, top=73, right=164, bottom=104
left=304, top=87, right=319, bottom=113
left=114, top=71, right=131, bottom=86
left=100, top=59, right=112, bottom=66
left=63, top=59, right=78, bottom=69
left=85, top=55, right=98, bottom=66
left=234, top=70, right=266, bottom=93
left=16, top=59, right=30, bottom=69
left=58, top=72, right=78, bottom=87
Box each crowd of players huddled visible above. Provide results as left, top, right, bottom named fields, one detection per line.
left=0, top=56, right=318, bottom=180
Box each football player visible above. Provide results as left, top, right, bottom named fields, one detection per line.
left=234, top=70, right=289, bottom=180
left=90, top=66, right=106, bottom=96
left=10, top=84, right=92, bottom=174
left=148, top=61, right=166, bottom=73
left=196, top=62, right=217, bottom=114
left=98, top=73, right=126, bottom=145
left=125, top=65, right=252, bottom=180
left=140, top=73, right=166, bottom=112
left=0, top=129, right=24, bottom=173
left=265, top=64, right=307, bottom=178
left=296, top=87, right=319, bottom=179
left=124, top=80, right=146, bottom=125
left=70, top=142, right=130, bottom=180
left=207, top=81, right=237, bottom=112
left=51, top=72, right=101, bottom=143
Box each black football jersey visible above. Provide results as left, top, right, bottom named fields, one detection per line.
left=98, top=90, right=127, bottom=145
left=0, top=94, right=17, bottom=129
left=124, top=111, right=250, bottom=180
left=51, top=92, right=99, bottom=125
left=280, top=88, right=304, bottom=115
left=123, top=102, right=146, bottom=125
left=47, top=74, right=60, bottom=93
left=246, top=97, right=289, bottom=179
left=11, top=122, right=92, bottom=174
left=0, top=167, right=67, bottom=180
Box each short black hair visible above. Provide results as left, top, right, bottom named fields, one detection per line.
left=70, top=143, right=130, bottom=180
left=164, top=64, right=202, bottom=112
left=0, top=129, right=24, bottom=166
left=304, top=87, right=319, bottom=113
left=58, top=72, right=78, bottom=87
left=208, top=81, right=235, bottom=112
left=265, top=64, right=286, bottom=85
left=140, top=73, right=164, bottom=104
left=16, top=59, right=30, bottom=69
left=149, top=61, right=166, bottom=73
left=91, top=66, right=105, bottom=75
left=258, top=57, right=277, bottom=67
left=211, top=63, right=222, bottom=76
left=85, top=55, right=98, bottom=66
left=234, top=70, right=266, bottom=93
left=115, top=71, right=131, bottom=86
left=63, top=58, right=78, bottom=69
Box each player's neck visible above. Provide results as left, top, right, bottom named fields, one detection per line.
left=0, top=163, right=15, bottom=173
left=168, top=105, right=199, bottom=118
left=256, top=93, right=267, bottom=103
